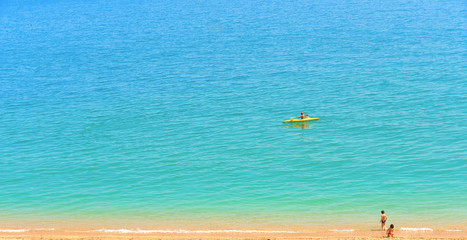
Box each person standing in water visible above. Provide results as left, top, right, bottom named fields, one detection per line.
left=381, top=210, right=388, bottom=230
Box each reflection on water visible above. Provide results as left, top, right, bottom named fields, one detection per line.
left=283, top=120, right=319, bottom=129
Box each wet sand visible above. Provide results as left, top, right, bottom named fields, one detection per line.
left=0, top=226, right=465, bottom=239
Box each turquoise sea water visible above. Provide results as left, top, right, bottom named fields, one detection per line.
left=1, top=0, right=466, bottom=229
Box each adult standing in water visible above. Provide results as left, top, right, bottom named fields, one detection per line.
left=381, top=210, right=388, bottom=230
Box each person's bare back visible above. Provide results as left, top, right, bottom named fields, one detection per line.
left=381, top=210, right=387, bottom=230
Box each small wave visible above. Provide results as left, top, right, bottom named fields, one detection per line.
left=446, top=229, right=461, bottom=232
left=0, top=229, right=28, bottom=232
left=330, top=229, right=354, bottom=232
left=401, top=227, right=433, bottom=231
left=95, top=229, right=297, bottom=234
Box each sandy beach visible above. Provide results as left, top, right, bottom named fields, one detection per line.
left=1, top=226, right=465, bottom=240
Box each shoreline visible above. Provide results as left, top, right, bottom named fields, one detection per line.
left=0, top=225, right=465, bottom=239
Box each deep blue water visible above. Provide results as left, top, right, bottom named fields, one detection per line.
left=0, top=0, right=466, bottom=228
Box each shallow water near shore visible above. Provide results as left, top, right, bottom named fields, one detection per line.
left=0, top=0, right=466, bottom=229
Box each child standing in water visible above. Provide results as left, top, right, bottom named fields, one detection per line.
left=381, top=210, right=387, bottom=230
left=386, top=224, right=395, bottom=237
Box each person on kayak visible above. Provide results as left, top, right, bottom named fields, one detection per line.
left=296, top=112, right=308, bottom=119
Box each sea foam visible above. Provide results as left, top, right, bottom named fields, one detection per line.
left=95, top=229, right=297, bottom=234
left=401, top=227, right=433, bottom=232
left=0, top=229, right=28, bottom=233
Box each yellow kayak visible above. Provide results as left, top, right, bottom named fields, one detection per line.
left=282, top=117, right=319, bottom=123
